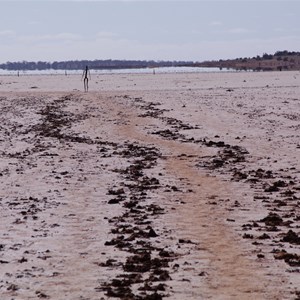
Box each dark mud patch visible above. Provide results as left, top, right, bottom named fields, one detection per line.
left=96, top=142, right=178, bottom=299
left=132, top=95, right=300, bottom=277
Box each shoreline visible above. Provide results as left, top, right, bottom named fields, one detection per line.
left=0, top=66, right=236, bottom=77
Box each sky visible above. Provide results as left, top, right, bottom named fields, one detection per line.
left=0, top=0, right=299, bottom=63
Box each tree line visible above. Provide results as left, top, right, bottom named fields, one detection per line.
left=1, top=51, right=299, bottom=71
left=0, top=59, right=194, bottom=71
left=196, top=51, right=300, bottom=71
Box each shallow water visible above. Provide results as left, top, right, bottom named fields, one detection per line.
left=0, top=66, right=237, bottom=76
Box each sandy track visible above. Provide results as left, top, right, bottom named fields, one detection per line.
left=0, top=71, right=300, bottom=299
left=104, top=93, right=288, bottom=299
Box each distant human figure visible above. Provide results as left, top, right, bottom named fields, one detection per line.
left=82, top=66, right=91, bottom=92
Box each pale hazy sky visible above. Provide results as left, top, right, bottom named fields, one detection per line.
left=0, top=1, right=299, bottom=63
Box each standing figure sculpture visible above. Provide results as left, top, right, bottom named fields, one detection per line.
left=82, top=66, right=91, bottom=92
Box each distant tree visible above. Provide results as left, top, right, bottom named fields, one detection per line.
left=274, top=50, right=300, bottom=57
left=262, top=53, right=273, bottom=60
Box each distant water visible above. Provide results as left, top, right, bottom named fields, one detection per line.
left=0, top=66, right=236, bottom=76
